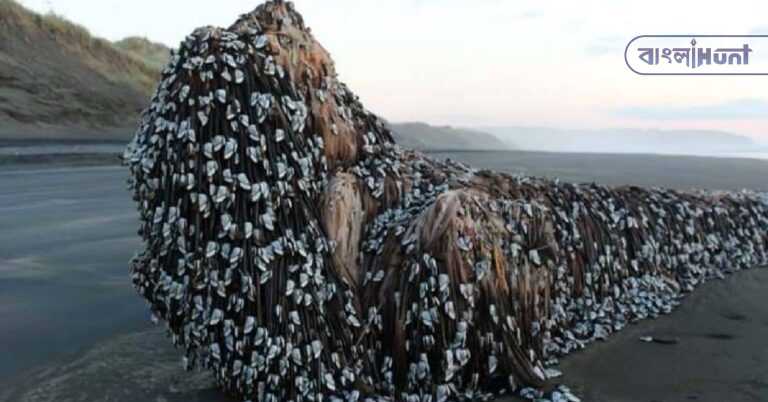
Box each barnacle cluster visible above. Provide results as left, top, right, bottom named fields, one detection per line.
left=124, top=1, right=768, bottom=401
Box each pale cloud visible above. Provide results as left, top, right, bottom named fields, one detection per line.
left=518, top=10, right=543, bottom=19
left=585, top=35, right=625, bottom=56
left=616, top=99, right=768, bottom=120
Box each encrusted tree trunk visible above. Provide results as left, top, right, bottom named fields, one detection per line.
left=124, top=1, right=768, bottom=401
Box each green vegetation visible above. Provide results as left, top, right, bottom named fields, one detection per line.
left=114, top=36, right=171, bottom=72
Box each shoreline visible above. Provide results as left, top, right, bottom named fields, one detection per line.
left=3, top=266, right=765, bottom=402
left=2, top=148, right=767, bottom=190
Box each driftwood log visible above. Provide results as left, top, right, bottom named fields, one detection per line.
left=124, top=1, right=768, bottom=401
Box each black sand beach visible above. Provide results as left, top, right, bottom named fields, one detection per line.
left=1, top=152, right=767, bottom=402
left=0, top=166, right=148, bottom=380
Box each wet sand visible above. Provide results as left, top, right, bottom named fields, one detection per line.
left=558, top=267, right=768, bottom=402
left=3, top=269, right=766, bottom=402
left=0, top=166, right=149, bottom=380
left=1, top=154, right=767, bottom=402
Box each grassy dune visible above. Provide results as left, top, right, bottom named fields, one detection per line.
left=0, top=0, right=169, bottom=137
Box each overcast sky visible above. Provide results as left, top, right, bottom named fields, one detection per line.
left=18, top=0, right=768, bottom=142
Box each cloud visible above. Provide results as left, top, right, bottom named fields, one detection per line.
left=585, top=36, right=625, bottom=56
left=615, top=99, right=768, bottom=120
left=518, top=10, right=543, bottom=19
left=585, top=44, right=617, bottom=56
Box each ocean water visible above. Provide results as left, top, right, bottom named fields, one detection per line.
left=431, top=150, right=768, bottom=191
left=718, top=152, right=768, bottom=160
left=0, top=144, right=124, bottom=156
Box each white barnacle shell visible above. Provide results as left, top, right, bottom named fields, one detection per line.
left=215, top=89, right=227, bottom=104
left=223, top=53, right=237, bottom=68
left=244, top=316, right=255, bottom=334
left=210, top=308, right=224, bottom=325
left=275, top=129, right=285, bottom=143
left=213, top=185, right=230, bottom=204
left=179, top=85, right=190, bottom=101
left=197, top=110, right=209, bottom=127
left=254, top=327, right=266, bottom=346
left=444, top=301, right=456, bottom=320
left=226, top=103, right=237, bottom=121
left=254, top=34, right=268, bottom=49
left=205, top=241, right=219, bottom=258
left=247, top=147, right=260, bottom=164
left=289, top=310, right=301, bottom=325
left=311, top=340, right=323, bottom=359
left=276, top=162, right=287, bottom=179
left=223, top=138, right=238, bottom=160
left=529, top=249, right=542, bottom=266
left=263, top=56, right=276, bottom=76
left=455, top=348, right=471, bottom=366
left=323, top=373, right=336, bottom=391
left=286, top=279, right=296, bottom=296
left=488, top=355, right=498, bottom=374
left=205, top=161, right=218, bottom=177
left=237, top=173, right=252, bottom=190
left=210, top=343, right=221, bottom=360
left=261, top=211, right=275, bottom=232
left=229, top=247, right=243, bottom=265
